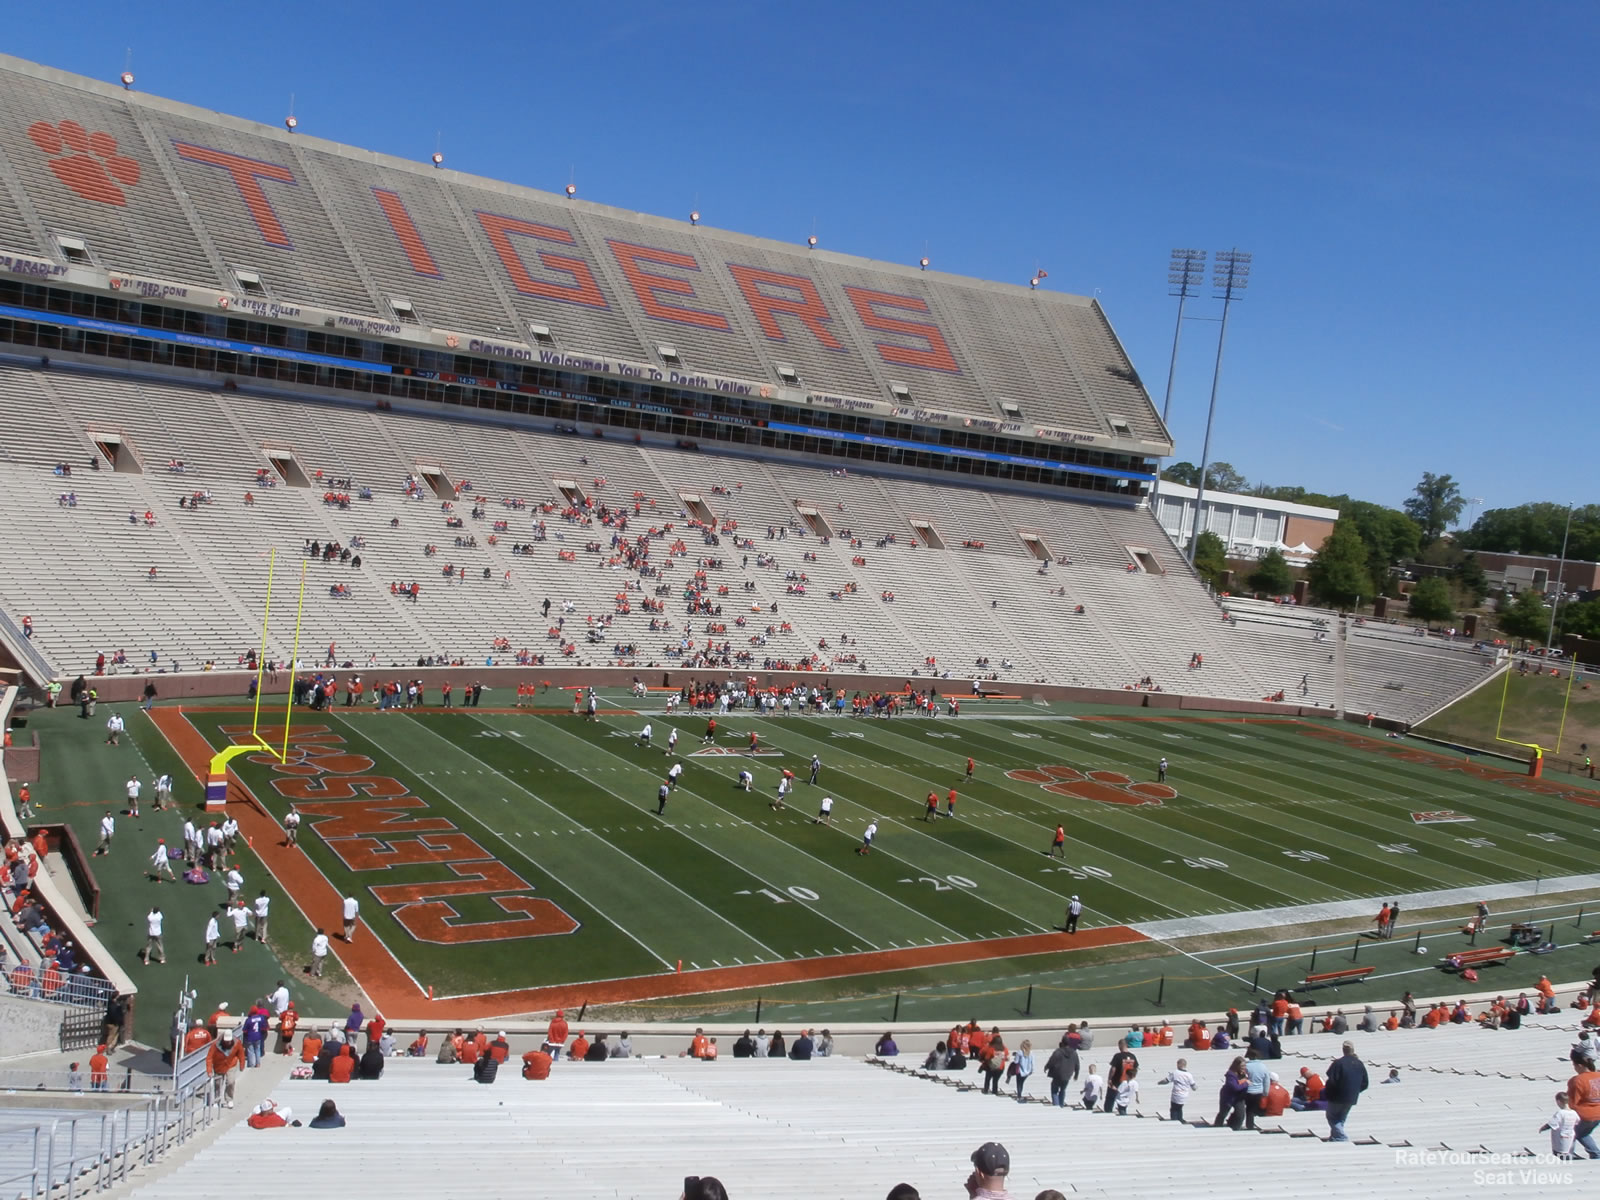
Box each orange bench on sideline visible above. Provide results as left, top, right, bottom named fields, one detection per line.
left=1303, top=966, right=1374, bottom=986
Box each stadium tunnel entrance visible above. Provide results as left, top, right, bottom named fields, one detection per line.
left=264, top=445, right=311, bottom=487
left=88, top=428, right=141, bottom=474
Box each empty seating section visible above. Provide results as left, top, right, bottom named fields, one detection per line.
left=0, top=366, right=97, bottom=465
left=929, top=288, right=1051, bottom=418
left=1052, top=303, right=1167, bottom=443
left=807, top=260, right=978, bottom=416
left=573, top=214, right=771, bottom=383
left=146, top=111, right=376, bottom=316
left=447, top=181, right=651, bottom=365
left=0, top=75, right=219, bottom=286
left=702, top=244, right=885, bottom=401
left=295, top=150, right=523, bottom=339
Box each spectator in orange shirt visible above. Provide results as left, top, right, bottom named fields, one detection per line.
left=407, top=1031, right=430, bottom=1058
left=459, top=1035, right=481, bottom=1065
left=89, top=1045, right=109, bottom=1092
left=183, top=1019, right=213, bottom=1056
left=207, top=1032, right=246, bottom=1107
left=300, top=1030, right=323, bottom=1063
left=276, top=1004, right=299, bottom=1055
left=547, top=1009, right=570, bottom=1059
left=489, top=1032, right=511, bottom=1063
left=329, top=1044, right=357, bottom=1084
left=522, top=1045, right=553, bottom=1080
left=1262, top=1073, right=1291, bottom=1117
left=1292, top=1067, right=1325, bottom=1111
left=688, top=1028, right=709, bottom=1058
left=570, top=1032, right=591, bottom=1061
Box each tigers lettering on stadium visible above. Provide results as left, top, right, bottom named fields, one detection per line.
left=63, top=137, right=968, bottom=380
left=223, top=724, right=579, bottom=944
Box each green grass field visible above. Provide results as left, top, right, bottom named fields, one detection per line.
left=1417, top=667, right=1600, bottom=770
left=183, top=697, right=1600, bottom=998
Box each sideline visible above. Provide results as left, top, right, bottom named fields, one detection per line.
left=1134, top=874, right=1600, bottom=940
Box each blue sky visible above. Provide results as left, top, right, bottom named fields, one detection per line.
left=8, top=1, right=1595, bottom=515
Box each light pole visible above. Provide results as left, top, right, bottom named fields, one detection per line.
left=1150, top=250, right=1207, bottom=532
left=1161, top=250, right=1207, bottom=427
left=1186, top=249, right=1251, bottom=563
left=1545, top=502, right=1574, bottom=651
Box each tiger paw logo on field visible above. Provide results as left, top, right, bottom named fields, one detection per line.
left=1006, top=764, right=1174, bottom=806
left=28, top=119, right=141, bottom=206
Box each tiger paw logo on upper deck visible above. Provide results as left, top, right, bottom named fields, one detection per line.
left=28, top=119, right=141, bottom=206
left=1005, top=764, right=1174, bottom=806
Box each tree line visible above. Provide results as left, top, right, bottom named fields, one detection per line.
left=1171, top=463, right=1600, bottom=639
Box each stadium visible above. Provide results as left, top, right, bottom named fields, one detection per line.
left=0, top=44, right=1596, bottom=1200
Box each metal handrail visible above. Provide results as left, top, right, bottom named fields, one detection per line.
left=0, top=610, right=54, bottom=684
left=0, top=1075, right=222, bottom=1200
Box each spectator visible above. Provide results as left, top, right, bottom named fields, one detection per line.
left=1323, top=1041, right=1370, bottom=1142
left=1243, top=1049, right=1272, bottom=1129
left=308, top=1099, right=346, bottom=1129
left=1158, top=1058, right=1196, bottom=1122
left=328, top=1041, right=357, bottom=1085
left=1213, top=1057, right=1248, bottom=1130
left=522, top=1043, right=554, bottom=1080
left=872, top=1031, right=895, bottom=1056
left=473, top=1049, right=499, bottom=1084
left=790, top=1029, right=814, bottom=1060
left=207, top=1031, right=245, bottom=1108
left=611, top=1032, right=633, bottom=1058
left=964, top=1142, right=1010, bottom=1200
left=1081, top=1063, right=1104, bottom=1110
left=584, top=1034, right=609, bottom=1062
left=1012, top=1039, right=1034, bottom=1101
left=681, top=1178, right=729, bottom=1200
left=359, top=1041, right=385, bottom=1080
left=1044, top=1037, right=1079, bottom=1107
left=246, top=1099, right=291, bottom=1129
left=1568, top=1053, right=1600, bottom=1158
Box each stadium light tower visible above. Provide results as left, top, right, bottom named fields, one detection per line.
left=1161, top=250, right=1207, bottom=427
left=1148, top=250, right=1207, bottom=521
left=1185, top=249, right=1251, bottom=564
left=1545, top=501, right=1575, bottom=651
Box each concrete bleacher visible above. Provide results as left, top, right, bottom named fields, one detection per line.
left=113, top=1014, right=1594, bottom=1200
left=0, top=360, right=1501, bottom=721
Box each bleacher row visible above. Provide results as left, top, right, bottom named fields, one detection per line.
left=0, top=361, right=1497, bottom=720
left=119, top=1016, right=1597, bottom=1200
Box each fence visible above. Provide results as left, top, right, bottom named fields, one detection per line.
left=0, top=1075, right=222, bottom=1200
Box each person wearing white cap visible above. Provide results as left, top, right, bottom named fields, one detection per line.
left=1066, top=895, right=1083, bottom=933
left=208, top=1029, right=245, bottom=1107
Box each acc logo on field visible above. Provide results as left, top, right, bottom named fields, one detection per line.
left=1006, top=764, right=1174, bottom=807
left=689, top=746, right=783, bottom=758
left=1411, top=810, right=1473, bottom=824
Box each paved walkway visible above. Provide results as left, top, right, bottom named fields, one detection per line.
left=1132, top=872, right=1600, bottom=940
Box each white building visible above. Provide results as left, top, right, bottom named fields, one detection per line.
left=1152, top=482, right=1339, bottom=562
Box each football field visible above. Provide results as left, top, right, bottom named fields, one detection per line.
left=168, top=696, right=1600, bottom=1010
